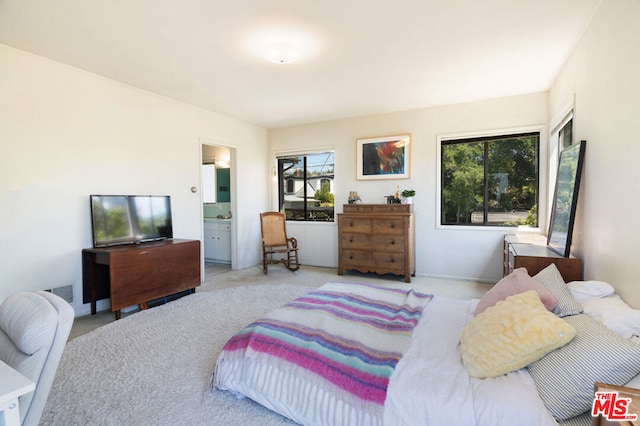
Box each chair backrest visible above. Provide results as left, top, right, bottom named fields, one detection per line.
left=260, top=212, right=289, bottom=247
left=0, top=291, right=74, bottom=426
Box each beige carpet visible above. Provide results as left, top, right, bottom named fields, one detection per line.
left=43, top=283, right=312, bottom=425
left=46, top=266, right=491, bottom=425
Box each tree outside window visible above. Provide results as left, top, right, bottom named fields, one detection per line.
left=277, top=151, right=335, bottom=221
left=441, top=133, right=539, bottom=226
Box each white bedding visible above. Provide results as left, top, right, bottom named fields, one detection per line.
left=385, top=295, right=557, bottom=425
left=214, top=285, right=558, bottom=425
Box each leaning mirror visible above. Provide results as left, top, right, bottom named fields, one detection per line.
left=547, top=140, right=586, bottom=257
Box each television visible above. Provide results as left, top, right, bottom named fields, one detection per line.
left=90, top=195, right=173, bottom=247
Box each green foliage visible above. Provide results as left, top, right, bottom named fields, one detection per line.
left=314, top=181, right=334, bottom=205
left=523, top=204, right=538, bottom=226
left=441, top=135, right=538, bottom=226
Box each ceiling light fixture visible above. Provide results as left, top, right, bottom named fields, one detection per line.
left=263, top=40, right=302, bottom=64
left=248, top=28, right=317, bottom=65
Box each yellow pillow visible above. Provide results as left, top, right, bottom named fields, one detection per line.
left=460, top=290, right=576, bottom=378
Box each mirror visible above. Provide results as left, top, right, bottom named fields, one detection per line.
left=202, top=164, right=216, bottom=203
left=547, top=140, right=586, bottom=257
left=202, top=144, right=231, bottom=204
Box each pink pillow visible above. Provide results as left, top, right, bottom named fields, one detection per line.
left=475, top=268, right=558, bottom=315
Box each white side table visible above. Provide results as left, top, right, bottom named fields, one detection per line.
left=0, top=361, right=35, bottom=426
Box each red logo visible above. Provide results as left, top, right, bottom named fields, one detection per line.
left=592, top=391, right=638, bottom=421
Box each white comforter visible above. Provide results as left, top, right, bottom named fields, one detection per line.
left=385, top=295, right=557, bottom=425
left=215, top=289, right=558, bottom=425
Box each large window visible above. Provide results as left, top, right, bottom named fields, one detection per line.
left=441, top=132, right=539, bottom=226
left=277, top=151, right=335, bottom=221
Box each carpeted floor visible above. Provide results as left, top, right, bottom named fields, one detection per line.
left=45, top=266, right=491, bottom=425
left=68, top=265, right=492, bottom=340
left=42, top=283, right=311, bottom=425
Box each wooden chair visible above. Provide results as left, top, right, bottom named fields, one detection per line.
left=260, top=212, right=300, bottom=274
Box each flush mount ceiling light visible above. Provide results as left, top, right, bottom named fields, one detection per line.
left=248, top=28, right=317, bottom=65
left=262, top=40, right=302, bottom=64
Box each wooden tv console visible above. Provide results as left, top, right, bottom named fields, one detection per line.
left=82, top=239, right=201, bottom=319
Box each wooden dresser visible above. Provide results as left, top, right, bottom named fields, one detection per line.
left=338, top=204, right=415, bottom=282
left=503, top=234, right=582, bottom=282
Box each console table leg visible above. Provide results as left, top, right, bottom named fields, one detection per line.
left=85, top=252, right=98, bottom=315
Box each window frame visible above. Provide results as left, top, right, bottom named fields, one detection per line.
left=436, top=126, right=546, bottom=231
left=275, top=149, right=336, bottom=223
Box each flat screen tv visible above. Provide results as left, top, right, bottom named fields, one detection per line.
left=90, top=195, right=173, bottom=247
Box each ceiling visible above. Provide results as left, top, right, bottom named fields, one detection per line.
left=0, top=0, right=602, bottom=128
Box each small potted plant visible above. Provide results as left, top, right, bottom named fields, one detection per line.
left=401, top=189, right=416, bottom=204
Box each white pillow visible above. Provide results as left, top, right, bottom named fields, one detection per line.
left=567, top=280, right=615, bottom=304
left=582, top=294, right=640, bottom=338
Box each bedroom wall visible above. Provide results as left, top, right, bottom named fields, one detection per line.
left=268, top=92, right=548, bottom=282
left=548, top=0, right=640, bottom=307
left=0, top=44, right=268, bottom=314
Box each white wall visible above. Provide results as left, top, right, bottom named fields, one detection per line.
left=548, top=0, right=640, bottom=307
left=269, top=92, right=548, bottom=282
left=0, top=44, right=268, bottom=314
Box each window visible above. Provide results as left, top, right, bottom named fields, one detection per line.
left=558, top=118, right=573, bottom=150
left=277, top=151, right=335, bottom=221
left=441, top=132, right=539, bottom=226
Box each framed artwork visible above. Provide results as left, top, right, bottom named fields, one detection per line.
left=547, top=140, right=586, bottom=257
left=356, top=134, right=411, bottom=180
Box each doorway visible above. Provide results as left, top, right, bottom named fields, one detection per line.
left=200, top=142, right=236, bottom=281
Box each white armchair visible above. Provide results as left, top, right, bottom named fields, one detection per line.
left=0, top=291, right=74, bottom=426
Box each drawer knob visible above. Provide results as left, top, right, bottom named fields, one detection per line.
left=390, top=240, right=395, bottom=245
left=349, top=255, right=353, bottom=260
left=349, top=238, right=354, bottom=243
left=390, top=223, right=395, bottom=229
left=390, top=257, right=395, bottom=263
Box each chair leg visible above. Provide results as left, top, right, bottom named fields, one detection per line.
left=286, top=250, right=300, bottom=272
left=262, top=251, right=268, bottom=274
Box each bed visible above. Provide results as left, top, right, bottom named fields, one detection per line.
left=208, top=264, right=640, bottom=425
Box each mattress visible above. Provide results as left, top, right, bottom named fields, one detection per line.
left=210, top=282, right=557, bottom=425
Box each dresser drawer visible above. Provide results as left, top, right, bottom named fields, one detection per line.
left=372, top=204, right=411, bottom=213
left=341, top=233, right=405, bottom=253
left=338, top=217, right=372, bottom=233
left=372, top=218, right=406, bottom=235
left=341, top=250, right=405, bottom=271
left=343, top=204, right=374, bottom=213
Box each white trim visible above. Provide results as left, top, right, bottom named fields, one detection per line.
left=436, top=125, right=547, bottom=231
left=549, top=94, right=575, bottom=135
left=274, top=145, right=335, bottom=158
left=198, top=138, right=238, bottom=275
left=547, top=104, right=574, bottom=234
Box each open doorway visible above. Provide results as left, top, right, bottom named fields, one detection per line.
left=201, top=142, right=236, bottom=280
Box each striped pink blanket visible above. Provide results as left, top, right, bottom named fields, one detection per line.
left=213, top=282, right=433, bottom=425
